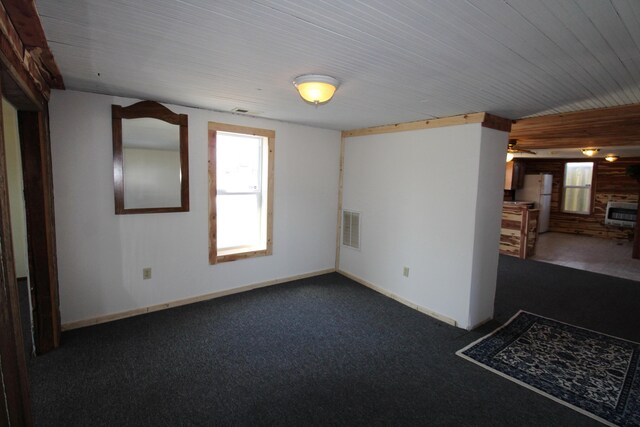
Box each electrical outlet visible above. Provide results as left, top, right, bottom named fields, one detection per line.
left=143, top=267, right=152, bottom=280
left=403, top=266, right=410, bottom=278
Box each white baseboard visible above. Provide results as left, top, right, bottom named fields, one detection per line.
left=62, top=268, right=336, bottom=331
left=337, top=269, right=457, bottom=327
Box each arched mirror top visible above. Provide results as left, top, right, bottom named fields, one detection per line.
left=112, top=101, right=189, bottom=214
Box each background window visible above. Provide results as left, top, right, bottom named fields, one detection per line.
left=217, top=132, right=264, bottom=252
left=562, top=162, right=593, bottom=214
left=208, top=123, right=274, bottom=264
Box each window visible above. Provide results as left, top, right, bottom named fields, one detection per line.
left=208, top=122, right=274, bottom=264
left=562, top=162, right=594, bottom=214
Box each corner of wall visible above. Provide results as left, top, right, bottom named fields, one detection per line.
left=466, top=127, right=509, bottom=329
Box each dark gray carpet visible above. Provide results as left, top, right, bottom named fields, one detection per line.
left=28, top=256, right=639, bottom=426
left=495, top=256, right=640, bottom=343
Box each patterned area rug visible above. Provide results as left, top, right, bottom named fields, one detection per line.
left=457, top=311, right=640, bottom=426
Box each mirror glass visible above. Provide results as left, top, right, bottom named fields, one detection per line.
left=112, top=101, right=189, bottom=214
left=122, top=118, right=181, bottom=209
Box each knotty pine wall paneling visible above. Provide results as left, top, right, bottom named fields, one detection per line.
left=518, top=158, right=640, bottom=240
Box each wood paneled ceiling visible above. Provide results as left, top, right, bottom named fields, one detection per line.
left=34, top=0, right=640, bottom=131
left=510, top=103, right=640, bottom=150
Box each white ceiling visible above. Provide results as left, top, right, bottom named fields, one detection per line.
left=35, top=0, right=640, bottom=131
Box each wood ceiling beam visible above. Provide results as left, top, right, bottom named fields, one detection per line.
left=3, top=0, right=64, bottom=89
left=342, top=112, right=511, bottom=138
left=1, top=0, right=47, bottom=48
left=0, top=0, right=64, bottom=102
left=510, top=103, right=640, bottom=149
left=0, top=9, right=44, bottom=108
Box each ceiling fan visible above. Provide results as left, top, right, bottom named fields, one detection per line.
left=506, top=140, right=536, bottom=162
left=507, top=139, right=536, bottom=155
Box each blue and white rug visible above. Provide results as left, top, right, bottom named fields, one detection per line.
left=457, top=311, right=640, bottom=426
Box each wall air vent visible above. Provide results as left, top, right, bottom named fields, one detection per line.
left=342, top=210, right=360, bottom=249
left=231, top=108, right=264, bottom=115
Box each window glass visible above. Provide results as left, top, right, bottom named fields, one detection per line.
left=217, top=194, right=261, bottom=251
left=562, top=162, right=593, bottom=214
left=217, top=132, right=262, bottom=194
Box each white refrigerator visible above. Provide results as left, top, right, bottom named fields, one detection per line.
left=515, top=173, right=552, bottom=233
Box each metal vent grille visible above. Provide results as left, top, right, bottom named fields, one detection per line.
left=342, top=210, right=360, bottom=249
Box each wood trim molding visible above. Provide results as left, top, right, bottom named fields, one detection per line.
left=342, top=112, right=511, bottom=138
left=18, top=109, right=61, bottom=353
left=334, top=136, right=345, bottom=270
left=265, top=133, right=275, bottom=255
left=208, top=121, right=275, bottom=138
left=217, top=248, right=270, bottom=263
left=208, top=122, right=274, bottom=265
left=115, top=100, right=186, bottom=125
left=634, top=187, right=640, bottom=260
left=208, top=128, right=217, bottom=264
left=61, top=269, right=336, bottom=331
left=343, top=112, right=484, bottom=138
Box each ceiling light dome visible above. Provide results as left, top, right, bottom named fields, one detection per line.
left=581, top=148, right=599, bottom=157
left=293, top=74, right=339, bottom=105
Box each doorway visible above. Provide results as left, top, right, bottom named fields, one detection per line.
left=3, top=98, right=34, bottom=356
left=0, top=80, right=62, bottom=424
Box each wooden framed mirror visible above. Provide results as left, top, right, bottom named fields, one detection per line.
left=112, top=101, right=189, bottom=214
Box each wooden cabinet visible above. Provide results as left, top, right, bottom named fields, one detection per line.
left=500, top=205, right=539, bottom=259
left=504, top=160, right=525, bottom=190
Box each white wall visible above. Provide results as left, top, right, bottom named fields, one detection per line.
left=340, top=124, right=507, bottom=329
left=467, top=127, right=509, bottom=326
left=50, top=90, right=341, bottom=324
left=3, top=99, right=29, bottom=278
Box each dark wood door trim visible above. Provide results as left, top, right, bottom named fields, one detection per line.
left=634, top=194, right=640, bottom=259
left=0, top=1, right=63, bottom=423
left=0, top=81, right=32, bottom=426
left=18, top=108, right=60, bottom=353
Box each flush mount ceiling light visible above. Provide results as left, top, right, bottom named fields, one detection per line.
left=605, top=154, right=619, bottom=162
left=581, top=148, right=600, bottom=157
left=293, top=74, right=339, bottom=105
